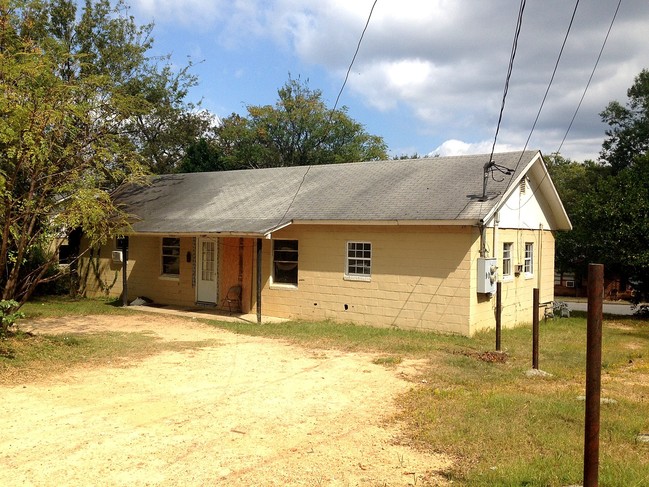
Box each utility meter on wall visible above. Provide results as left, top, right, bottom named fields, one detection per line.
left=477, top=257, right=498, bottom=294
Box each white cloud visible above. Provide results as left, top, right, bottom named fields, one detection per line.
left=431, top=140, right=516, bottom=157
left=130, top=0, right=649, bottom=161
left=273, top=0, right=648, bottom=160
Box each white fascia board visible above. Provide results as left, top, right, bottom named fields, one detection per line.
left=482, top=150, right=571, bottom=231
left=291, top=219, right=479, bottom=226
left=126, top=231, right=268, bottom=238
left=263, top=220, right=294, bottom=239
left=530, top=158, right=572, bottom=231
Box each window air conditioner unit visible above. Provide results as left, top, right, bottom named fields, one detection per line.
left=112, top=250, right=123, bottom=263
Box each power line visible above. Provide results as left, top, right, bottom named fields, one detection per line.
left=274, top=0, right=378, bottom=229
left=556, top=0, right=621, bottom=156
left=487, top=0, right=527, bottom=166
left=493, top=0, right=580, bottom=210
left=511, top=0, right=580, bottom=173
left=332, top=0, right=378, bottom=113
left=505, top=0, right=622, bottom=214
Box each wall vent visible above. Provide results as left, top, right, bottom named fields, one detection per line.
left=519, top=177, right=527, bottom=195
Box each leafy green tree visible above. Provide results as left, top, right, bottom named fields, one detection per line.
left=392, top=153, right=426, bottom=160
left=0, top=0, right=204, bottom=305
left=217, top=77, right=388, bottom=169
left=546, top=154, right=595, bottom=274
left=42, top=0, right=211, bottom=174
left=600, top=69, right=649, bottom=173
left=549, top=69, right=649, bottom=302
left=127, top=62, right=214, bottom=174
left=598, top=69, right=649, bottom=301
left=178, top=137, right=229, bottom=173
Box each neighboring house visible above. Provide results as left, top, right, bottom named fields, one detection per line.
left=80, top=150, right=571, bottom=336
left=555, top=271, right=634, bottom=301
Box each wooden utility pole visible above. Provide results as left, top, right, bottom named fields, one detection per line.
left=256, top=239, right=262, bottom=324
left=532, top=287, right=539, bottom=369
left=495, top=281, right=502, bottom=351
left=584, top=263, right=604, bottom=487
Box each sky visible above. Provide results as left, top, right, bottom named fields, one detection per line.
left=125, top=0, right=648, bottom=162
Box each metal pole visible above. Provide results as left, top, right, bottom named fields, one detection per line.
left=256, top=238, right=262, bottom=324
left=532, top=287, right=539, bottom=369
left=584, top=263, right=604, bottom=487
left=496, top=281, right=502, bottom=351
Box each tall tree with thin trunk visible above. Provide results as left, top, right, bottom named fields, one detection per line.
left=0, top=0, right=206, bottom=305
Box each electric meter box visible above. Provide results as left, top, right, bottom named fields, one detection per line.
left=477, top=257, right=498, bottom=294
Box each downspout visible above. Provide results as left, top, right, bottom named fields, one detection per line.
left=479, top=220, right=487, bottom=258
left=492, top=212, right=500, bottom=264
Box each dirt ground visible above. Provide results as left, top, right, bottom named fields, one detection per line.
left=0, top=313, right=452, bottom=486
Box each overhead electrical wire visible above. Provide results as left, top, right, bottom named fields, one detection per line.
left=487, top=0, right=527, bottom=168
left=506, top=0, right=621, bottom=213
left=332, top=0, right=378, bottom=114
left=507, top=0, right=581, bottom=177
left=274, top=0, right=378, bottom=229
left=556, top=0, right=621, bottom=155
left=489, top=0, right=579, bottom=210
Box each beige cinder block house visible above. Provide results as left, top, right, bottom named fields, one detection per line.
left=80, top=150, right=571, bottom=336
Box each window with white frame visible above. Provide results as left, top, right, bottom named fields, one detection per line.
left=346, top=242, right=372, bottom=280
left=161, top=237, right=181, bottom=276
left=272, top=240, right=298, bottom=286
left=502, top=242, right=513, bottom=278
left=524, top=242, right=534, bottom=275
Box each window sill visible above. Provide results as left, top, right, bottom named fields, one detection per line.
left=524, top=273, right=534, bottom=280
left=344, top=275, right=371, bottom=282
left=270, top=282, right=298, bottom=290
left=159, top=274, right=180, bottom=281
left=501, top=275, right=514, bottom=282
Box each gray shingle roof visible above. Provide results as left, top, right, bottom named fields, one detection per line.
left=114, top=150, right=540, bottom=235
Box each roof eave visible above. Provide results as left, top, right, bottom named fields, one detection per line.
left=482, top=150, right=572, bottom=231
left=290, top=219, right=480, bottom=227
left=122, top=230, right=271, bottom=238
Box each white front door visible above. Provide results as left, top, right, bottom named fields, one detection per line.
left=197, top=237, right=217, bottom=304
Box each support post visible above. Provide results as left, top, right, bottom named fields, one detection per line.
left=532, top=287, right=539, bottom=369
left=256, top=238, right=262, bottom=324
left=584, top=263, right=604, bottom=487
left=121, top=237, right=129, bottom=307
left=495, top=281, right=502, bottom=351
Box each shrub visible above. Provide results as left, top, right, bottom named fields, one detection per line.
left=0, top=300, right=25, bottom=337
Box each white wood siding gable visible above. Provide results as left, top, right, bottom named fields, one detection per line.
left=497, top=176, right=553, bottom=230
left=485, top=153, right=571, bottom=232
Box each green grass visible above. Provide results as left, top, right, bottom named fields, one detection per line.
left=0, top=329, right=221, bottom=384
left=4, top=298, right=649, bottom=485
left=20, top=295, right=134, bottom=318
left=393, top=315, right=649, bottom=486
left=1, top=297, right=220, bottom=384
left=202, top=317, right=477, bottom=355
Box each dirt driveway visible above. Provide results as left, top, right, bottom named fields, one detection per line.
left=0, top=313, right=451, bottom=486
